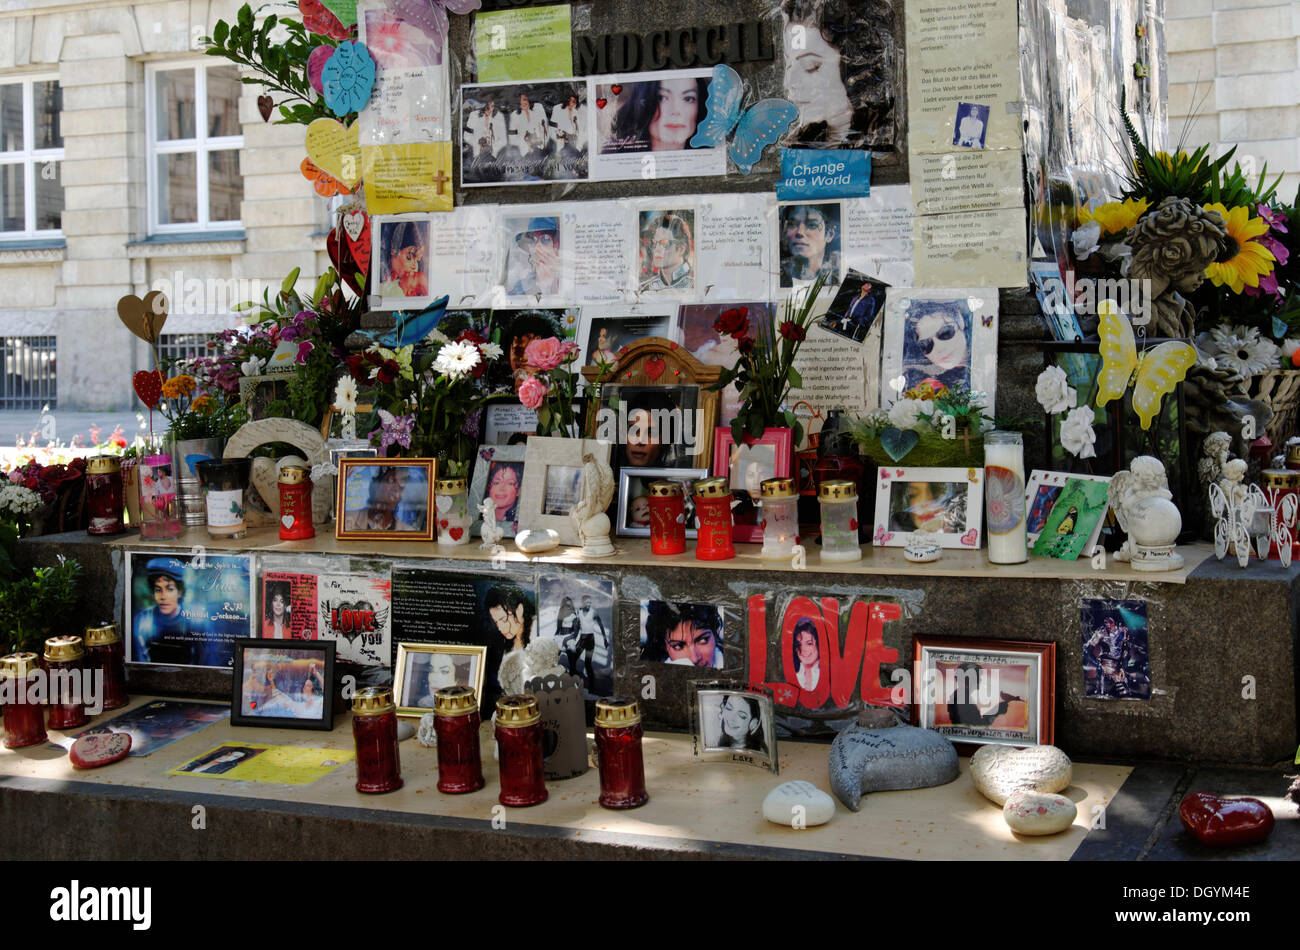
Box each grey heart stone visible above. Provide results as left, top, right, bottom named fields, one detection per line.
left=828, top=721, right=959, bottom=811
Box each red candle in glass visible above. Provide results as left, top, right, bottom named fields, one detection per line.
left=85, top=456, right=125, bottom=536
left=84, top=621, right=128, bottom=712
left=1262, top=469, right=1300, bottom=560
left=594, top=697, right=648, bottom=809
left=278, top=464, right=315, bottom=541
left=494, top=694, right=548, bottom=807
left=352, top=687, right=403, bottom=794
left=648, top=480, right=686, bottom=555
left=693, top=477, right=735, bottom=561
left=1, top=653, right=47, bottom=749
left=43, top=636, right=87, bottom=731
left=433, top=685, right=486, bottom=794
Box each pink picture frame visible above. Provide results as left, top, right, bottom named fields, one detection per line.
left=711, top=426, right=794, bottom=543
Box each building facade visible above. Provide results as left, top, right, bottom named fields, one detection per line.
left=0, top=0, right=329, bottom=411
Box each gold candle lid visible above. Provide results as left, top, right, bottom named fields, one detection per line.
left=351, top=686, right=395, bottom=716
left=595, top=697, right=641, bottom=728
left=86, top=455, right=120, bottom=475
left=434, top=685, right=478, bottom=716
left=694, top=476, right=730, bottom=499
left=760, top=477, right=797, bottom=499
left=84, top=621, right=121, bottom=647
left=495, top=694, right=540, bottom=727
left=648, top=480, right=684, bottom=497
left=0, top=652, right=40, bottom=679
left=819, top=479, right=857, bottom=500
left=44, top=635, right=84, bottom=662
left=1263, top=468, right=1300, bottom=489
left=1288, top=442, right=1300, bottom=460
left=435, top=477, right=468, bottom=494
left=279, top=464, right=311, bottom=485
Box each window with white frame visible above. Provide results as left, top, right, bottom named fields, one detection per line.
left=147, top=62, right=244, bottom=234
left=0, top=75, right=64, bottom=238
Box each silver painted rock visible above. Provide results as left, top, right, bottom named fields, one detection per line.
left=762, top=780, right=835, bottom=827
left=970, top=744, right=1072, bottom=806
left=417, top=713, right=438, bottom=747
left=828, top=713, right=959, bottom=811
left=1003, top=789, right=1077, bottom=836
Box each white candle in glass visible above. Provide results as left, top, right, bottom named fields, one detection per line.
left=984, top=430, right=1027, bottom=564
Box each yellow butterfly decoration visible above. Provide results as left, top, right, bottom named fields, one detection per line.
left=1095, top=300, right=1196, bottom=430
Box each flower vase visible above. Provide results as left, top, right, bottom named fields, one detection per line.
left=172, top=437, right=224, bottom=527
left=137, top=437, right=182, bottom=540
left=121, top=457, right=141, bottom=525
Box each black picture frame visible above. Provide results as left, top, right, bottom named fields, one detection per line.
left=230, top=638, right=336, bottom=731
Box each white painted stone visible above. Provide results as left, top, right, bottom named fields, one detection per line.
left=762, top=780, right=835, bottom=827
left=515, top=528, right=561, bottom=553
left=969, top=744, right=1073, bottom=806
left=903, top=537, right=942, bottom=562
left=1003, top=789, right=1077, bottom=836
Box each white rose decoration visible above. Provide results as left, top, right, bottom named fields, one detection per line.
left=887, top=398, right=926, bottom=430
left=1060, top=406, right=1097, bottom=459
left=1071, top=220, right=1101, bottom=260
left=1035, top=365, right=1077, bottom=415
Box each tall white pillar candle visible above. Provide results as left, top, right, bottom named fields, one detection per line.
left=984, top=431, right=1027, bottom=564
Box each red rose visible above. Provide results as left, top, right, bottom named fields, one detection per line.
left=376, top=360, right=400, bottom=384
left=24, top=477, right=39, bottom=491
left=738, top=336, right=756, bottom=355
left=712, top=307, right=750, bottom=339
left=779, top=320, right=806, bottom=342
left=456, top=329, right=487, bottom=346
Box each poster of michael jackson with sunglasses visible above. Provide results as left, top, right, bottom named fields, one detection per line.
left=901, top=298, right=972, bottom=393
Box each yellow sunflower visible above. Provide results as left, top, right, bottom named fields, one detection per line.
left=1079, top=198, right=1150, bottom=235
left=1203, top=202, right=1276, bottom=294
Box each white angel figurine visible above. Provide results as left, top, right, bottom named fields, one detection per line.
left=570, top=450, right=615, bottom=557
left=1109, top=456, right=1184, bottom=571
left=479, top=496, right=505, bottom=549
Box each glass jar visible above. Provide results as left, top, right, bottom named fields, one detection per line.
left=760, top=477, right=799, bottom=559
left=43, top=635, right=87, bottom=731
left=352, top=687, right=403, bottom=794
left=693, top=477, right=735, bottom=561
left=818, top=479, right=862, bottom=562
left=137, top=439, right=181, bottom=540
left=278, top=464, right=315, bottom=541
left=494, top=694, right=548, bottom=807
left=594, top=697, right=648, bottom=809
left=1287, top=441, right=1300, bottom=473
left=648, top=480, right=686, bottom=555
left=435, top=477, right=471, bottom=547
left=984, top=430, right=1027, bottom=564
left=196, top=458, right=252, bottom=540
left=84, top=621, right=128, bottom=712
left=85, top=456, right=125, bottom=536
left=1262, top=469, right=1300, bottom=560
left=433, top=685, right=485, bottom=793
left=0, top=652, right=47, bottom=749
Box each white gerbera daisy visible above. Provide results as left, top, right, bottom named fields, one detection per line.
left=434, top=341, right=482, bottom=379
left=479, top=341, right=503, bottom=361
left=1206, top=325, right=1280, bottom=377
left=333, top=375, right=359, bottom=413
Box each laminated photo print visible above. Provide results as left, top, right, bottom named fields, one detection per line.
left=692, top=684, right=779, bottom=773
left=1080, top=598, right=1151, bottom=701
left=373, top=216, right=433, bottom=305
left=636, top=208, right=697, bottom=297
left=820, top=268, right=887, bottom=343
left=639, top=600, right=725, bottom=670
left=461, top=79, right=590, bottom=186
left=776, top=201, right=842, bottom=290
left=880, top=289, right=998, bottom=412
left=536, top=573, right=616, bottom=698
left=485, top=307, right=577, bottom=396
left=578, top=306, right=676, bottom=370
left=589, top=68, right=725, bottom=181
left=125, top=550, right=254, bottom=669
left=1025, top=470, right=1111, bottom=547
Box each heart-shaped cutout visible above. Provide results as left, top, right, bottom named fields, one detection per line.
left=610, top=84, right=623, bottom=95
left=888, top=375, right=906, bottom=393
left=439, top=519, right=449, bottom=529
left=644, top=357, right=666, bottom=381
left=341, top=210, right=370, bottom=270
left=449, top=526, right=464, bottom=540
left=117, top=291, right=169, bottom=344
left=879, top=427, right=919, bottom=462
left=305, top=117, right=361, bottom=190
left=282, top=514, right=295, bottom=529
left=258, top=94, right=274, bottom=122
left=342, top=208, right=365, bottom=242
left=970, top=744, right=1072, bottom=806
left=596, top=97, right=608, bottom=110
left=849, top=518, right=858, bottom=530
left=1179, top=792, right=1275, bottom=846
left=308, top=45, right=334, bottom=95
left=960, top=528, right=977, bottom=546
left=133, top=370, right=164, bottom=410
left=69, top=732, right=132, bottom=768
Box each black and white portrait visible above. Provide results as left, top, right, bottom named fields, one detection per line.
left=953, top=102, right=990, bottom=148
left=537, top=574, right=616, bottom=698
left=697, top=689, right=773, bottom=758
left=461, top=81, right=588, bottom=186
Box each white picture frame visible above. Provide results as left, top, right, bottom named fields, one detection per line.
left=872, top=465, right=985, bottom=549
left=1025, top=469, right=1112, bottom=548
left=879, top=288, right=998, bottom=413
left=469, top=443, right=527, bottom=538
left=517, top=437, right=611, bottom=546
left=615, top=466, right=706, bottom=538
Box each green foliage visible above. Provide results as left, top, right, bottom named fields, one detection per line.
left=0, top=553, right=83, bottom=654
left=168, top=400, right=250, bottom=441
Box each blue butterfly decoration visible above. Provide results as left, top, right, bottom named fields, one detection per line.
left=355, top=295, right=450, bottom=348
left=689, top=64, right=798, bottom=175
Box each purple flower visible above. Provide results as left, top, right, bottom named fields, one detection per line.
left=1260, top=233, right=1290, bottom=267
left=376, top=409, right=414, bottom=454
left=1259, top=204, right=1289, bottom=233
left=295, top=341, right=315, bottom=364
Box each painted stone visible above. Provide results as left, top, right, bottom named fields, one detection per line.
left=396, top=720, right=415, bottom=741
left=515, top=528, right=561, bottom=553
left=1179, top=792, right=1275, bottom=846
left=69, top=732, right=132, bottom=768
left=828, top=710, right=959, bottom=811
left=903, top=537, right=942, bottom=562
left=763, top=780, right=835, bottom=827
left=417, top=713, right=438, bottom=748
left=1003, top=789, right=1077, bottom=836
left=970, top=744, right=1072, bottom=806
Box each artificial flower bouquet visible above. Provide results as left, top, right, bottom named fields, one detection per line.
left=515, top=337, right=581, bottom=438
left=849, top=384, right=992, bottom=467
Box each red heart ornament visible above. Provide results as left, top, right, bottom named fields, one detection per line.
left=850, top=518, right=859, bottom=530
left=258, top=94, right=274, bottom=122
left=133, top=370, right=164, bottom=409
left=610, top=84, right=623, bottom=95
left=759, top=519, right=767, bottom=529
left=644, top=357, right=666, bottom=381
left=341, top=209, right=370, bottom=266
left=327, top=229, right=366, bottom=297
left=439, top=519, right=449, bottom=529
left=1179, top=792, right=1275, bottom=846
left=449, top=526, right=464, bottom=540
left=596, top=97, right=608, bottom=110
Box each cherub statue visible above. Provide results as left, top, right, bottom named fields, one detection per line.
left=1217, top=458, right=1249, bottom=508
left=1197, top=431, right=1234, bottom=538
left=1125, top=197, right=1230, bottom=341
left=1109, top=456, right=1184, bottom=570
left=569, top=450, right=615, bottom=557
left=478, top=496, right=504, bottom=549
left=498, top=638, right=565, bottom=697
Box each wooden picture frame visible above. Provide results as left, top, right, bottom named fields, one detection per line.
left=335, top=457, right=436, bottom=541
left=393, top=642, right=488, bottom=718
left=517, top=436, right=610, bottom=546
left=581, top=336, right=720, bottom=469
left=911, top=636, right=1056, bottom=750
left=711, top=426, right=794, bottom=543
left=231, top=638, right=335, bottom=731
left=872, top=465, right=984, bottom=549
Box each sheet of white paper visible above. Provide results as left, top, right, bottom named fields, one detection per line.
left=841, top=185, right=916, bottom=288
left=914, top=208, right=1027, bottom=288
left=695, top=193, right=771, bottom=302
left=425, top=206, right=498, bottom=306
left=358, top=0, right=451, bottom=145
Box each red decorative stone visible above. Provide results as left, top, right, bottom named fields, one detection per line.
left=69, top=732, right=132, bottom=769
left=1179, top=791, right=1275, bottom=846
